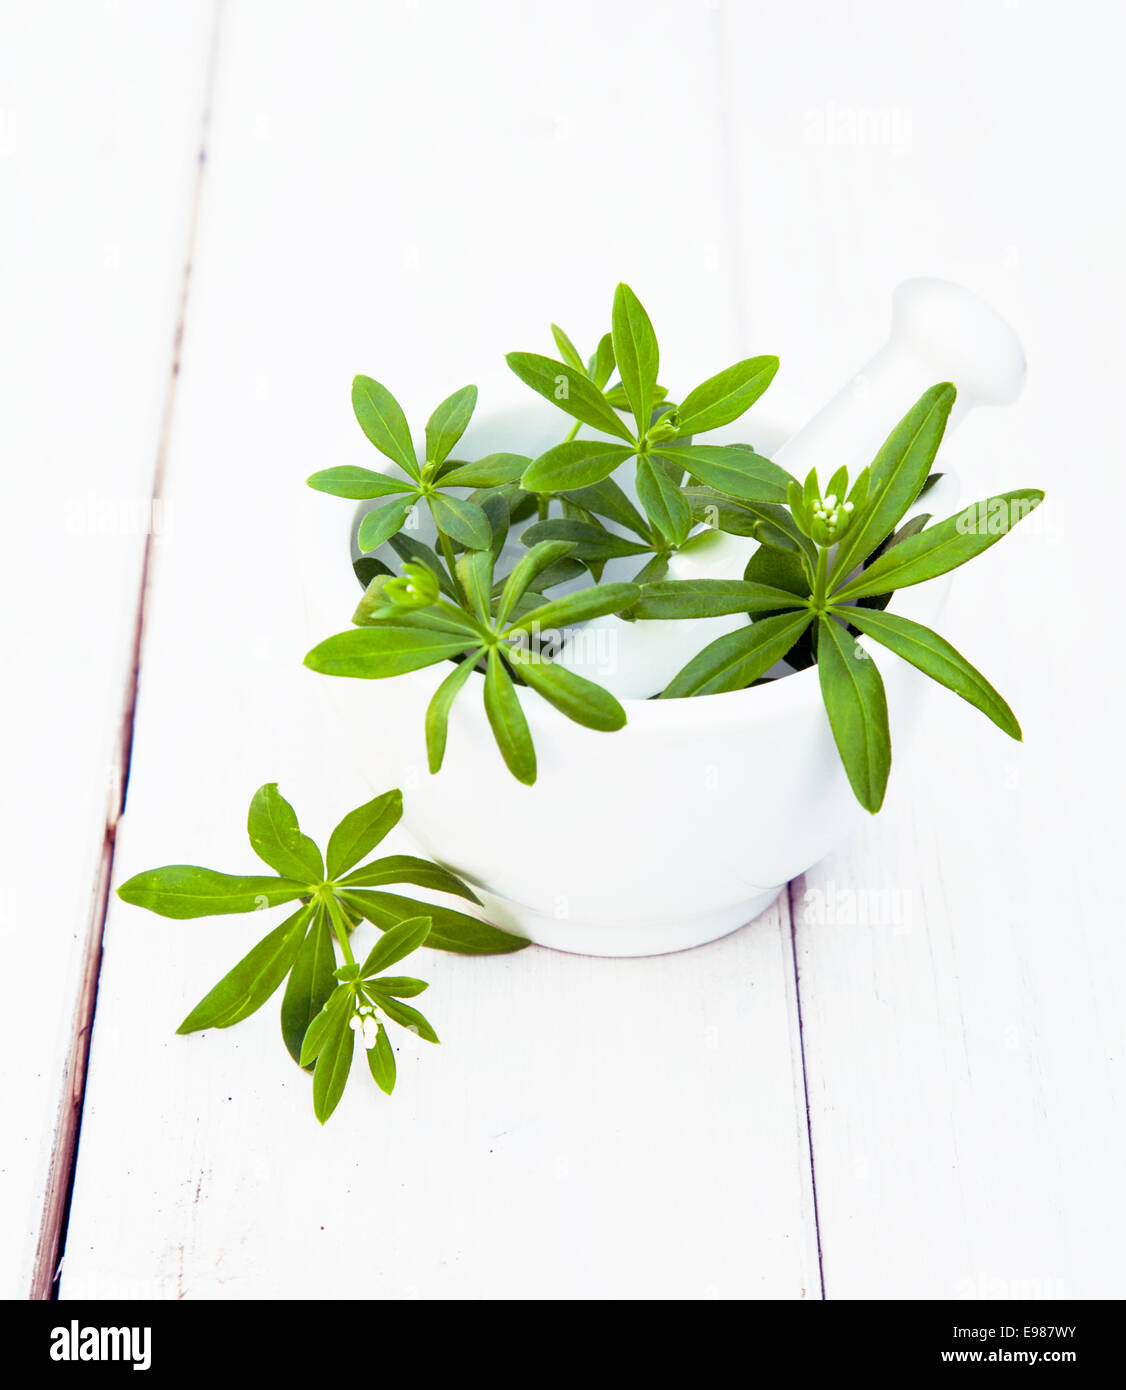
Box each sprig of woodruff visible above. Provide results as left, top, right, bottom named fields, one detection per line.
left=305, top=284, right=1042, bottom=812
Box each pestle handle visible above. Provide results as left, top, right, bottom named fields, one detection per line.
left=773, top=277, right=1026, bottom=483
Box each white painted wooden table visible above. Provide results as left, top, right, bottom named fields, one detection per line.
left=3, top=0, right=1123, bottom=1300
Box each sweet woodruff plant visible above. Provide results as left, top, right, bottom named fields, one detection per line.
left=117, top=284, right=1042, bottom=1120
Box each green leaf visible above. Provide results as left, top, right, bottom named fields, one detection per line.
left=497, top=541, right=576, bottom=625
left=358, top=914, right=432, bottom=976
left=788, top=479, right=811, bottom=535
left=354, top=555, right=394, bottom=589
left=311, top=995, right=356, bottom=1124
left=630, top=554, right=670, bottom=584
left=325, top=789, right=403, bottom=880
left=656, top=445, right=792, bottom=505
left=455, top=549, right=493, bottom=623
left=507, top=489, right=540, bottom=525
left=604, top=383, right=668, bottom=411
left=663, top=610, right=813, bottom=697
left=831, top=490, right=1044, bottom=602
left=299, top=981, right=352, bottom=1067
left=551, top=323, right=587, bottom=375
left=247, top=783, right=324, bottom=883
left=532, top=557, right=587, bottom=590
left=701, top=495, right=816, bottom=561
left=116, top=866, right=305, bottom=919
left=636, top=457, right=692, bottom=546
left=177, top=906, right=311, bottom=1033
left=306, top=467, right=415, bottom=500
left=611, top=283, right=659, bottom=436
left=843, top=607, right=1021, bottom=739
left=504, top=646, right=626, bottom=731
left=341, top=853, right=480, bottom=904
left=632, top=579, right=807, bottom=621
left=520, top=440, right=635, bottom=494
left=352, top=376, right=418, bottom=478
left=424, top=601, right=492, bottom=638
left=684, top=488, right=763, bottom=539
left=828, top=383, right=956, bottom=587
left=429, top=492, right=491, bottom=550
left=481, top=492, right=511, bottom=563
left=674, top=355, right=779, bottom=435
left=281, top=905, right=337, bottom=1065
left=825, top=465, right=849, bottom=505
left=353, top=571, right=428, bottom=624
left=560, top=477, right=649, bottom=538
left=424, top=651, right=480, bottom=773
left=372, top=995, right=440, bottom=1045
left=506, top=582, right=641, bottom=636
left=357, top=561, right=439, bottom=617
left=388, top=535, right=456, bottom=599
left=484, top=647, right=536, bottom=784
left=304, top=625, right=472, bottom=679
left=437, top=452, right=528, bottom=487
left=367, top=976, right=428, bottom=998
left=743, top=542, right=811, bottom=597
left=802, top=467, right=819, bottom=513
left=425, top=385, right=476, bottom=467
left=816, top=615, right=891, bottom=814
left=876, top=510, right=932, bottom=555
left=518, top=518, right=650, bottom=565
left=356, top=498, right=414, bottom=553
left=367, top=1023, right=396, bottom=1095
left=351, top=597, right=481, bottom=640
left=505, top=352, right=635, bottom=441
left=652, top=447, right=686, bottom=485
left=589, top=332, right=615, bottom=389
left=855, top=513, right=932, bottom=612
left=341, top=889, right=529, bottom=954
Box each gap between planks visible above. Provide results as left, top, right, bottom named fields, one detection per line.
left=787, top=875, right=827, bottom=1298
left=35, top=0, right=828, bottom=1299
left=709, top=1, right=824, bottom=1297
left=28, top=2, right=225, bottom=1300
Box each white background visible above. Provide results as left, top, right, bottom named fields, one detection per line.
left=1, top=0, right=1123, bottom=1298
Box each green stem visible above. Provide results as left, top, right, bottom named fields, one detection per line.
left=433, top=598, right=491, bottom=641
left=812, top=545, right=829, bottom=609
left=432, top=518, right=466, bottom=606
left=324, top=894, right=356, bottom=969
left=533, top=418, right=582, bottom=520
left=539, top=420, right=581, bottom=516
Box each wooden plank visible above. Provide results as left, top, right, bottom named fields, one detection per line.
left=721, top=0, right=1126, bottom=1296
left=60, top=0, right=819, bottom=1299
left=793, top=396, right=1126, bottom=1299
left=0, top=0, right=217, bottom=1297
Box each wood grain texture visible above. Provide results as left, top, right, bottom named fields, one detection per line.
left=59, top=0, right=820, bottom=1299
left=48, top=0, right=1126, bottom=1300
left=722, top=0, right=1126, bottom=1298
left=0, top=0, right=217, bottom=1297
